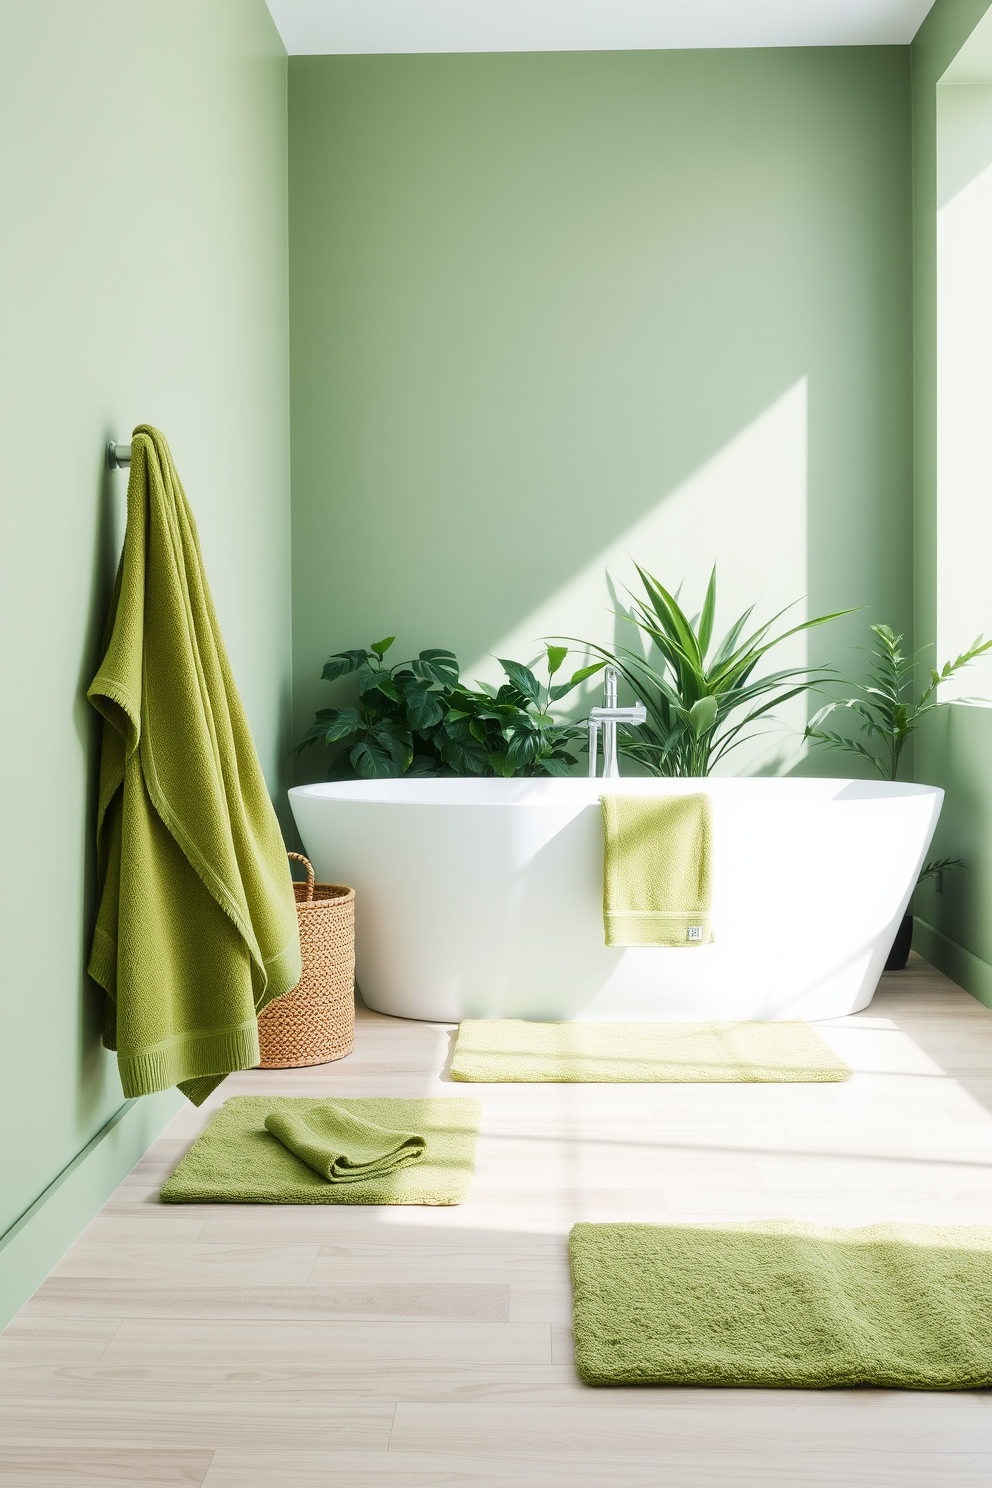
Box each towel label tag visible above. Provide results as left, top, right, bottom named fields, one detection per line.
left=686, top=925, right=703, bottom=942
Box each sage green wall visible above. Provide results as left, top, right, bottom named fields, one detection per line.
left=0, top=0, right=290, bottom=1324
left=911, top=0, right=992, bottom=1007
left=289, top=49, right=913, bottom=782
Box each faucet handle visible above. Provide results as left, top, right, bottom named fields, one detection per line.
left=588, top=704, right=647, bottom=724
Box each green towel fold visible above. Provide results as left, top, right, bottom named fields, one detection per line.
left=264, top=1102, right=426, bottom=1183
left=86, top=426, right=301, bottom=1106
left=601, top=792, right=713, bottom=947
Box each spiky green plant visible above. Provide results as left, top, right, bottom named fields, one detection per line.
left=804, top=624, right=992, bottom=781
left=565, top=566, right=850, bottom=777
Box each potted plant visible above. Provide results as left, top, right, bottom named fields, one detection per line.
left=804, top=624, right=992, bottom=781
left=295, top=638, right=605, bottom=779
left=804, top=623, right=991, bottom=968
left=564, top=566, right=850, bottom=776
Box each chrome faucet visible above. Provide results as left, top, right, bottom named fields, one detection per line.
left=587, top=666, right=647, bottom=778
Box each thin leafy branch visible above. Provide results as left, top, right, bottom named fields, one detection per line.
left=804, top=625, right=992, bottom=780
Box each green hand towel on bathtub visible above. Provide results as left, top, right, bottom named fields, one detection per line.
left=601, top=792, right=713, bottom=947
left=264, top=1102, right=426, bottom=1183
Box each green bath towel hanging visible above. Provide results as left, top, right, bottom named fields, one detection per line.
left=87, top=426, right=301, bottom=1105
left=601, top=791, right=713, bottom=947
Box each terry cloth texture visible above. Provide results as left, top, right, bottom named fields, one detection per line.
left=450, top=1019, right=851, bottom=1083
left=601, top=792, right=713, bottom=946
left=264, top=1103, right=426, bottom=1183
left=160, top=1097, right=481, bottom=1205
left=87, top=426, right=301, bottom=1106
left=569, top=1220, right=992, bottom=1389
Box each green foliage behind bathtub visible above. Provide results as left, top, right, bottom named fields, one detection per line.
left=569, top=566, right=850, bottom=778
left=296, top=638, right=605, bottom=778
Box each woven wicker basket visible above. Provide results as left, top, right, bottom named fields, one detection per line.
left=256, top=852, right=355, bottom=1069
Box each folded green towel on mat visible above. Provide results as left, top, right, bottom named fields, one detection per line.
left=569, top=1220, right=992, bottom=1389
left=601, top=792, right=713, bottom=947
left=264, top=1103, right=425, bottom=1183
left=160, top=1096, right=480, bottom=1205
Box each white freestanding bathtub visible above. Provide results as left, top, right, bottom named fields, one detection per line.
left=288, top=777, right=942, bottom=1024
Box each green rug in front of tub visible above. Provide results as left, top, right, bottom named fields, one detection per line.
left=569, top=1220, right=992, bottom=1389
left=159, top=1097, right=481, bottom=1205
left=449, top=1020, right=851, bottom=1083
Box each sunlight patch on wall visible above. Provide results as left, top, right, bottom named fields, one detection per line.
left=469, top=379, right=809, bottom=775
left=937, top=84, right=992, bottom=703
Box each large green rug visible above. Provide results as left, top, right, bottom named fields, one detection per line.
left=450, top=1020, right=851, bottom=1083
left=569, top=1220, right=992, bottom=1389
left=160, top=1097, right=481, bottom=1205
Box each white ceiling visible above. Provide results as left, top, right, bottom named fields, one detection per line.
left=265, top=0, right=938, bottom=56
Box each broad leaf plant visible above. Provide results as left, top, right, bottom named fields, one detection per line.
left=296, top=638, right=605, bottom=780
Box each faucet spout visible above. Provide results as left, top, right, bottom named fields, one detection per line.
left=586, top=666, right=647, bottom=778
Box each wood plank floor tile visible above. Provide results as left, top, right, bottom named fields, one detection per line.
left=23, top=1281, right=521, bottom=1325
left=307, top=1244, right=568, bottom=1288
left=44, top=1279, right=508, bottom=1321
left=49, top=1243, right=321, bottom=1284
left=199, top=1447, right=992, bottom=1488
left=507, top=1285, right=574, bottom=1323
left=0, top=1449, right=214, bottom=1486
left=102, top=1317, right=552, bottom=1365
left=0, top=1397, right=392, bottom=1451
left=0, top=1317, right=121, bottom=1365
left=78, top=1214, right=210, bottom=1244
left=387, top=1397, right=992, bottom=1458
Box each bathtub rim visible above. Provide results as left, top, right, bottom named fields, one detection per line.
left=289, top=776, right=943, bottom=809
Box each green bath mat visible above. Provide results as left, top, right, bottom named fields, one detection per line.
left=450, top=1019, right=851, bottom=1083
left=160, top=1097, right=481, bottom=1205
left=570, top=1220, right=992, bottom=1390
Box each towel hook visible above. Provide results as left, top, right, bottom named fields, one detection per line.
left=107, top=441, right=132, bottom=470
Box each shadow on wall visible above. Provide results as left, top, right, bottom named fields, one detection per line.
left=73, top=441, right=128, bottom=1128
left=484, top=381, right=811, bottom=776
left=289, top=48, right=913, bottom=781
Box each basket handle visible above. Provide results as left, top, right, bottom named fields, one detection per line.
left=288, top=851, right=316, bottom=902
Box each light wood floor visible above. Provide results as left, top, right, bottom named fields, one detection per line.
left=2, top=954, right=991, bottom=1486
